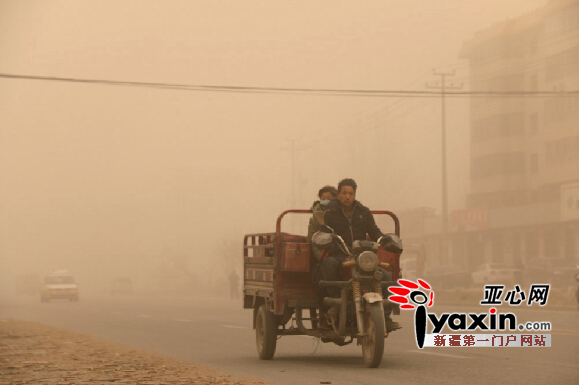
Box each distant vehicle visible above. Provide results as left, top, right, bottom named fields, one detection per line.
left=40, top=270, right=79, bottom=302
left=425, top=265, right=471, bottom=289
left=110, top=277, right=133, bottom=295
left=471, top=263, right=521, bottom=286
left=14, top=274, right=40, bottom=295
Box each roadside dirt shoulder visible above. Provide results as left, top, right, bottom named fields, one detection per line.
left=0, top=319, right=275, bottom=385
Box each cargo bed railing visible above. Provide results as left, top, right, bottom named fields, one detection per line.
left=243, top=233, right=276, bottom=259
left=275, top=209, right=400, bottom=239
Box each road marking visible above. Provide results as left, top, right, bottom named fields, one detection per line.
left=222, top=325, right=247, bottom=329
left=173, top=318, right=194, bottom=323
left=406, top=350, right=472, bottom=359
left=137, top=314, right=153, bottom=319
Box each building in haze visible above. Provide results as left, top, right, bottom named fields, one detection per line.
left=402, top=0, right=579, bottom=288
left=458, top=0, right=579, bottom=279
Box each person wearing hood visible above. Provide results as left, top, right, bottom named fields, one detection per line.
left=307, top=185, right=338, bottom=329
left=307, top=185, right=338, bottom=264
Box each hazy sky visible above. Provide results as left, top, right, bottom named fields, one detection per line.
left=0, top=0, right=548, bottom=291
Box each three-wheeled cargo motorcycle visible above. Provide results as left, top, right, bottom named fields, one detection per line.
left=243, top=209, right=402, bottom=367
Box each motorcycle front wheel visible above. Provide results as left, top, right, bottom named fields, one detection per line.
left=255, top=304, right=277, bottom=360
left=362, top=302, right=385, bottom=368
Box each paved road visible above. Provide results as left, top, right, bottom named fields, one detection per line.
left=1, top=294, right=578, bottom=385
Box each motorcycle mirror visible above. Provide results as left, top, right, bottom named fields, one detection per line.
left=312, top=232, right=334, bottom=249
left=380, top=234, right=403, bottom=254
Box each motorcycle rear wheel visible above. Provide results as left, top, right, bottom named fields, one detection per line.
left=255, top=304, right=277, bottom=360
left=362, top=303, right=385, bottom=368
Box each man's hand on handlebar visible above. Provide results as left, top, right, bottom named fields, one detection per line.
left=379, top=234, right=403, bottom=254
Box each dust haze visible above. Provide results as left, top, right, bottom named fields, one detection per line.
left=0, top=0, right=560, bottom=299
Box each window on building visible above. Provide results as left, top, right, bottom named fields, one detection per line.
left=545, top=135, right=579, bottom=164
left=471, top=152, right=526, bottom=179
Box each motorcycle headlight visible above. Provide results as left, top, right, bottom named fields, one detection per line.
left=358, top=251, right=378, bottom=272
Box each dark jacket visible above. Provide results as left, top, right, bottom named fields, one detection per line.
left=322, top=199, right=383, bottom=251
left=307, top=201, right=326, bottom=263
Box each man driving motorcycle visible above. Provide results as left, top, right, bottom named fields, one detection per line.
left=321, top=178, right=402, bottom=332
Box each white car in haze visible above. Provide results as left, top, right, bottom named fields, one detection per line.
left=471, top=263, right=521, bottom=285
left=40, top=270, right=79, bottom=302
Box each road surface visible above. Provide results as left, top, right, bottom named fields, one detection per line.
left=1, top=294, right=577, bottom=385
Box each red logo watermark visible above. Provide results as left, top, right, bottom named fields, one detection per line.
left=388, top=279, right=552, bottom=348
left=388, top=279, right=433, bottom=348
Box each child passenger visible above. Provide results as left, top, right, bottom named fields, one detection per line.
left=307, top=185, right=338, bottom=264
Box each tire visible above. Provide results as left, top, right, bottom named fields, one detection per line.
left=255, top=304, right=277, bottom=360
left=362, top=303, right=385, bottom=368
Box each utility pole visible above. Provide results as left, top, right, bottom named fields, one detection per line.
left=426, top=70, right=462, bottom=265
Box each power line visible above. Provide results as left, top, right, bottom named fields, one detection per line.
left=0, top=72, right=577, bottom=98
